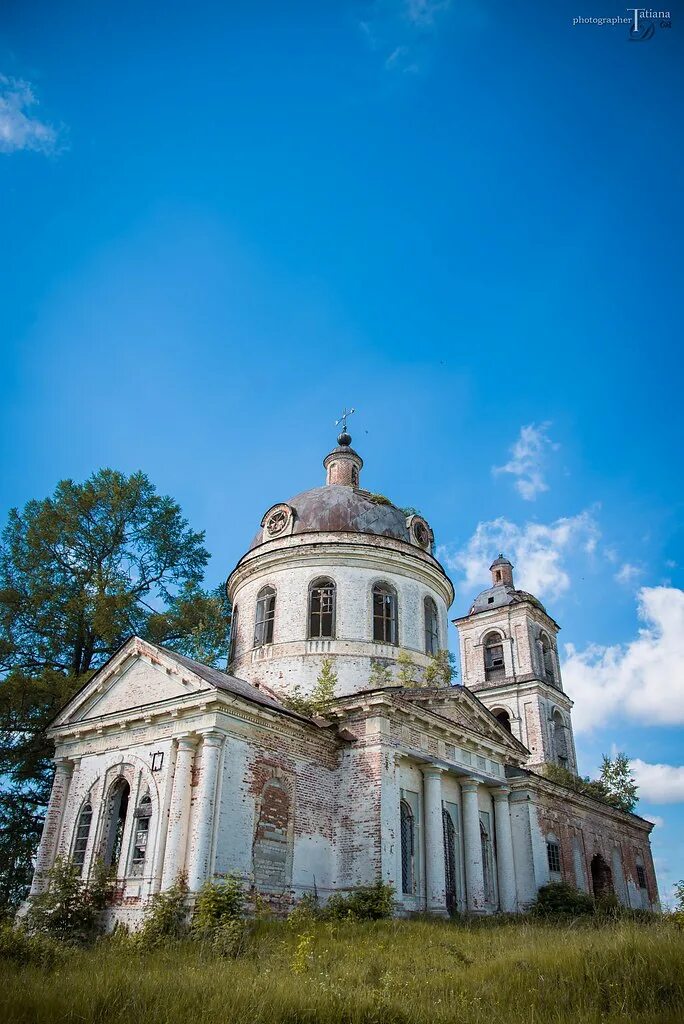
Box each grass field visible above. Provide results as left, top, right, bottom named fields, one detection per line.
left=2, top=917, right=683, bottom=1024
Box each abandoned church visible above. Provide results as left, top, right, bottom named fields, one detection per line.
left=30, top=429, right=658, bottom=923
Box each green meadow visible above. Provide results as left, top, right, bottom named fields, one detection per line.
left=2, top=917, right=683, bottom=1024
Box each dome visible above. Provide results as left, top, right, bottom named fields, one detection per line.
left=250, top=485, right=411, bottom=549
left=469, top=584, right=548, bottom=615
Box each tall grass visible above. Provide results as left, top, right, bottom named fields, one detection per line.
left=2, top=917, right=683, bottom=1024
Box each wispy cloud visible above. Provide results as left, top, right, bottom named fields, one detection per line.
left=493, top=422, right=559, bottom=501
left=403, top=0, right=452, bottom=26
left=632, top=760, right=684, bottom=805
left=563, top=586, right=684, bottom=732
left=440, top=508, right=600, bottom=602
left=359, top=0, right=452, bottom=73
left=0, top=74, right=61, bottom=155
left=615, top=562, right=642, bottom=586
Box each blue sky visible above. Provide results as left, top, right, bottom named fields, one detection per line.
left=1, top=1, right=682, bottom=901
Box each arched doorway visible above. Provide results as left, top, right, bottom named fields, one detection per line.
left=590, top=853, right=613, bottom=899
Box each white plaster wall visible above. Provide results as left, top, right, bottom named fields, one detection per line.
left=230, top=540, right=451, bottom=698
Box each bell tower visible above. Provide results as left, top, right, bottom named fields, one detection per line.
left=452, top=555, right=577, bottom=772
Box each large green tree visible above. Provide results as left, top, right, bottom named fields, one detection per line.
left=0, top=469, right=230, bottom=913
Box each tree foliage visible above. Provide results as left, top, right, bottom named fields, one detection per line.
left=284, top=658, right=338, bottom=717
left=0, top=469, right=230, bottom=912
left=598, top=753, right=639, bottom=813
left=542, top=754, right=638, bottom=814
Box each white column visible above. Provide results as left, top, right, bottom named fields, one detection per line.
left=30, top=758, right=74, bottom=895
left=187, top=732, right=224, bottom=891
left=160, top=735, right=197, bottom=889
left=461, top=777, right=486, bottom=913
left=421, top=765, right=448, bottom=915
left=492, top=785, right=517, bottom=912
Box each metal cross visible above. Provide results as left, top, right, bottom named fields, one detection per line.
left=335, top=407, right=355, bottom=432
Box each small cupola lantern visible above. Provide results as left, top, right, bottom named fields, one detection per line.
left=490, top=554, right=514, bottom=588
left=323, top=408, right=363, bottom=487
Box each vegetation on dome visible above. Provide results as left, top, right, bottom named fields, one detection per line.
left=365, top=492, right=393, bottom=506
left=368, top=649, right=457, bottom=690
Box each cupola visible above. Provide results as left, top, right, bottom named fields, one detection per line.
left=490, top=554, right=514, bottom=588
left=323, top=430, right=363, bottom=488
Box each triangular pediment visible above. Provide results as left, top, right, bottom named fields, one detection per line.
left=51, top=638, right=210, bottom=728
left=402, top=686, right=528, bottom=755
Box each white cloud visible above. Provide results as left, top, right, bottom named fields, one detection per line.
left=403, top=0, right=452, bottom=25
left=0, top=75, right=60, bottom=154
left=632, top=761, right=684, bottom=805
left=441, top=509, right=600, bottom=602
left=615, top=562, right=642, bottom=585
left=359, top=0, right=452, bottom=72
left=563, top=586, right=684, bottom=732
left=384, top=46, right=418, bottom=72
left=493, top=422, right=559, bottom=501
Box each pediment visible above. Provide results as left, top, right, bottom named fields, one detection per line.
left=403, top=687, right=528, bottom=754
left=51, top=638, right=208, bottom=728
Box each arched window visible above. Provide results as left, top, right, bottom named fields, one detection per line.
left=104, top=779, right=130, bottom=873
left=254, top=586, right=276, bottom=647
left=308, top=578, right=336, bottom=639
left=373, top=583, right=398, bottom=645
left=479, top=813, right=495, bottom=904
left=546, top=836, right=561, bottom=874
left=424, top=597, right=439, bottom=655
left=442, top=806, right=458, bottom=915
left=552, top=709, right=568, bottom=767
left=492, top=707, right=512, bottom=733
left=72, top=801, right=93, bottom=873
left=483, top=631, right=505, bottom=680
left=541, top=633, right=555, bottom=683
left=130, top=792, right=152, bottom=876
left=228, top=605, right=239, bottom=666
left=400, top=799, right=415, bottom=895
left=351, top=466, right=359, bottom=487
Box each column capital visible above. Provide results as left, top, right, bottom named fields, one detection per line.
left=53, top=756, right=75, bottom=773
left=460, top=777, right=480, bottom=793
left=490, top=785, right=511, bottom=801
left=420, top=763, right=446, bottom=778
left=509, top=788, right=536, bottom=805
left=175, top=734, right=198, bottom=752
left=200, top=730, right=225, bottom=748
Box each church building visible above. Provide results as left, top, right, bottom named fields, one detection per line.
left=30, top=430, right=658, bottom=923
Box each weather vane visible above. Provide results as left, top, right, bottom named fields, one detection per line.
left=335, top=407, right=355, bottom=433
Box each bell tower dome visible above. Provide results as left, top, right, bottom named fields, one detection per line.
left=452, top=556, right=577, bottom=773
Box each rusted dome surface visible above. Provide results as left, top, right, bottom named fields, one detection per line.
left=469, top=585, right=547, bottom=615
left=250, top=485, right=410, bottom=549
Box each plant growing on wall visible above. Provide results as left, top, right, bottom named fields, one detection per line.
left=424, top=649, right=457, bottom=688
left=396, top=650, right=419, bottom=688
left=283, top=658, right=338, bottom=717
left=368, top=660, right=393, bottom=689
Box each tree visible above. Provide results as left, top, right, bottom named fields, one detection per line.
left=396, top=650, right=418, bottom=687
left=0, top=469, right=230, bottom=912
left=599, top=752, right=638, bottom=813
left=283, top=658, right=338, bottom=717
left=424, top=649, right=457, bottom=687
left=368, top=660, right=392, bottom=689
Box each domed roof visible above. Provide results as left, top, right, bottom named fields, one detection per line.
left=250, top=485, right=411, bottom=549
left=469, top=584, right=548, bottom=615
